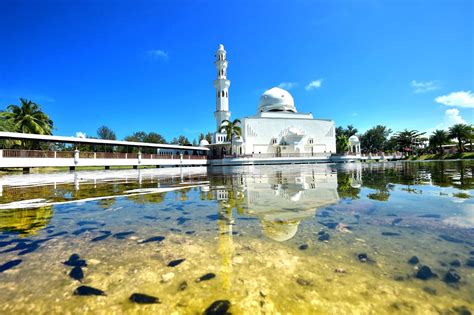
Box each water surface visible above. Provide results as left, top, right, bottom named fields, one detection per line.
left=0, top=161, right=473, bottom=314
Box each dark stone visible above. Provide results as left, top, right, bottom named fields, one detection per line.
left=466, top=258, right=474, bottom=267
left=178, top=281, right=188, bottom=291
left=317, top=211, right=331, bottom=218
left=317, top=231, right=325, bottom=235
left=72, top=228, right=98, bottom=236
left=17, top=242, right=40, bottom=255
left=77, top=220, right=100, bottom=226
left=204, top=300, right=230, bottom=315
left=177, top=217, right=190, bottom=225
left=1, top=241, right=30, bottom=253
left=91, top=231, right=112, bottom=242
left=0, top=259, right=22, bottom=272
left=73, top=285, right=106, bottom=296
left=381, top=232, right=400, bottom=236
left=113, top=231, right=135, bottom=239
left=129, top=293, right=160, bottom=304
left=185, top=231, right=195, bottom=235
left=167, top=259, right=185, bottom=267
left=408, top=256, right=419, bottom=265
left=296, top=278, right=311, bottom=286
left=299, top=244, right=308, bottom=250
left=69, top=266, right=84, bottom=281
left=64, top=259, right=87, bottom=267
left=67, top=254, right=80, bottom=263
left=452, top=306, right=472, bottom=315
left=206, top=214, right=219, bottom=221
left=386, top=213, right=397, bottom=217
left=422, top=287, right=437, bottom=295
left=391, top=218, right=403, bottom=226
left=415, top=265, right=435, bottom=280
left=443, top=271, right=461, bottom=284
left=357, top=253, right=369, bottom=263
left=140, top=236, right=165, bottom=244
left=470, top=250, right=474, bottom=255
left=394, top=275, right=404, bottom=281
left=319, top=222, right=338, bottom=229
left=450, top=259, right=461, bottom=267
left=143, top=216, right=157, bottom=220
left=418, top=214, right=441, bottom=218
left=0, top=241, right=11, bottom=248
left=196, top=273, right=216, bottom=282
left=49, top=231, right=68, bottom=237
left=439, top=234, right=464, bottom=244
left=318, top=233, right=330, bottom=241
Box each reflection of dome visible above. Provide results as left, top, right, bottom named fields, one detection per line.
left=261, top=220, right=300, bottom=242
left=233, top=136, right=244, bottom=144
left=258, top=87, right=297, bottom=113
left=199, top=139, right=210, bottom=146
left=349, top=135, right=360, bottom=144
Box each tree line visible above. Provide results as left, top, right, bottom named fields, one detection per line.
left=0, top=98, right=214, bottom=151
left=336, top=123, right=473, bottom=155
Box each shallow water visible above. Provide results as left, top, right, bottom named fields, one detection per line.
left=0, top=161, right=473, bottom=314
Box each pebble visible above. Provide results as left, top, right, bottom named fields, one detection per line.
left=357, top=253, right=369, bottom=263
left=408, top=256, right=419, bottom=265
left=64, top=259, right=87, bottom=267
left=167, top=259, right=185, bottom=267
left=129, top=293, right=160, bottom=304
left=334, top=268, right=346, bottom=273
left=450, top=259, right=461, bottom=267
left=0, top=259, right=22, bottom=272
left=140, top=236, right=165, bottom=244
left=415, top=265, right=435, bottom=280
left=381, top=232, right=400, bottom=236
left=196, top=273, right=216, bottom=282
left=178, top=281, right=188, bottom=291
left=73, top=285, right=106, bottom=296
left=113, top=231, right=135, bottom=239
left=298, top=244, right=308, bottom=250
left=204, top=300, right=230, bottom=315
left=422, top=287, right=437, bottom=295
left=439, top=234, right=464, bottom=244
left=466, top=258, right=474, bottom=267
left=318, top=233, right=330, bottom=241
left=69, top=266, right=84, bottom=281
left=443, top=271, right=461, bottom=284
left=161, top=272, right=175, bottom=283
left=296, top=278, right=311, bottom=286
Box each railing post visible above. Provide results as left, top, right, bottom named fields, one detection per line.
left=94, top=152, right=97, bottom=159
left=74, top=149, right=80, bottom=165
left=54, top=151, right=57, bottom=159
left=0, top=149, right=3, bottom=159
left=125, top=153, right=128, bottom=159
left=138, top=151, right=142, bottom=165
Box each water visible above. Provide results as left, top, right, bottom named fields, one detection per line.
left=0, top=161, right=473, bottom=314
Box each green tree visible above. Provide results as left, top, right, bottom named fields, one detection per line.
left=448, top=124, right=471, bottom=152
left=393, top=129, right=425, bottom=155
left=171, top=135, right=191, bottom=146
left=429, top=129, right=450, bottom=153
left=360, top=125, right=391, bottom=153
left=97, top=125, right=116, bottom=140
left=336, top=134, right=349, bottom=153
left=5, top=98, right=53, bottom=135
left=219, top=119, right=242, bottom=154
left=205, top=132, right=213, bottom=143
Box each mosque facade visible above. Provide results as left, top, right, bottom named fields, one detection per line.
left=206, top=44, right=336, bottom=158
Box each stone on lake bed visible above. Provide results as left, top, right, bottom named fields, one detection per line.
left=161, top=272, right=175, bottom=283
left=443, top=271, right=460, bottom=284
left=73, top=285, right=106, bottom=296
left=204, top=300, right=231, bottom=315
left=69, top=266, right=84, bottom=281
left=139, top=236, right=165, bottom=244
left=357, top=253, right=369, bottom=263
left=298, top=244, right=308, bottom=250
left=0, top=259, right=22, bottom=273
left=196, top=273, right=216, bottom=282
left=466, top=258, right=474, bottom=267
left=129, top=293, right=160, bottom=304
left=439, top=234, right=464, bottom=244
left=296, top=278, right=311, bottom=286
left=167, top=258, right=185, bottom=267
left=449, top=259, right=461, bottom=267
left=64, top=259, right=87, bottom=267
left=408, top=256, right=419, bottom=265
left=415, top=265, right=436, bottom=280
left=178, top=281, right=188, bottom=291
left=318, top=233, right=330, bottom=241
left=381, top=232, right=400, bottom=236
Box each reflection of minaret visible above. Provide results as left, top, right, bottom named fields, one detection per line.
left=213, top=44, right=231, bottom=132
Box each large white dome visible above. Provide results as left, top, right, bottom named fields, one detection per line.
left=258, top=87, right=297, bottom=113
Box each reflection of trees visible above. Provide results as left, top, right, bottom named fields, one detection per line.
left=0, top=206, right=53, bottom=235
left=97, top=198, right=116, bottom=209
left=362, top=170, right=393, bottom=202
left=337, top=173, right=360, bottom=199
left=126, top=192, right=166, bottom=204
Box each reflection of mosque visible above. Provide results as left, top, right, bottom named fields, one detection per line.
left=211, top=165, right=343, bottom=242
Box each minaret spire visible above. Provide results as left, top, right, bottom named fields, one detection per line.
left=213, top=44, right=231, bottom=132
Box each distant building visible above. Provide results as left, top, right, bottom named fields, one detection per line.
left=211, top=45, right=336, bottom=158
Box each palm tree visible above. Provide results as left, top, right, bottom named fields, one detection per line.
left=219, top=119, right=241, bottom=155
left=429, top=130, right=450, bottom=153
left=448, top=124, right=472, bottom=152
left=336, top=134, right=349, bottom=154
left=393, top=129, right=426, bottom=155
left=5, top=98, right=53, bottom=135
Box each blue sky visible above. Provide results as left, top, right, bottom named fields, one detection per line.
left=1, top=0, right=472, bottom=141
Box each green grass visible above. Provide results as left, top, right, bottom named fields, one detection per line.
left=408, top=152, right=474, bottom=161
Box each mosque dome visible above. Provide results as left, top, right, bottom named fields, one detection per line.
left=199, top=139, right=210, bottom=146
left=348, top=135, right=360, bottom=144
left=258, top=87, right=297, bottom=113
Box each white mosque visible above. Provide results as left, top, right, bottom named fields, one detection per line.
left=204, top=44, right=336, bottom=158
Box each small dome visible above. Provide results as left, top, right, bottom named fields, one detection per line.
left=349, top=135, right=360, bottom=143
left=233, top=136, right=244, bottom=144
left=199, top=139, right=210, bottom=146
left=261, top=220, right=300, bottom=242
left=258, top=87, right=297, bottom=113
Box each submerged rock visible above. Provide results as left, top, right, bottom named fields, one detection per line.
left=415, top=265, right=435, bottom=280
left=129, top=293, right=160, bottom=304
left=73, top=285, right=106, bottom=296
left=296, top=278, right=311, bottom=286
left=167, top=259, right=185, bottom=267
left=204, top=300, right=230, bottom=315
left=391, top=218, right=403, bottom=226
left=185, top=231, right=195, bottom=235
left=381, top=232, right=400, bottom=236
left=140, top=236, right=165, bottom=244
left=91, top=231, right=112, bottom=242
left=178, top=281, right=188, bottom=291
left=17, top=242, right=40, bottom=255
left=452, top=306, right=472, bottom=315
left=64, top=259, right=87, bottom=267
left=439, top=234, right=464, bottom=244
left=69, top=266, right=84, bottom=281
left=318, top=232, right=330, bottom=241
left=298, top=244, right=308, bottom=250
left=450, top=259, right=461, bottom=267
left=113, top=231, right=135, bottom=239
left=196, top=273, right=216, bottom=282
left=418, top=214, right=441, bottom=219
left=357, top=253, right=369, bottom=263
left=408, top=256, right=419, bottom=265
left=0, top=259, right=22, bottom=272
left=466, top=258, right=474, bottom=268
left=422, top=287, right=437, bottom=295
left=443, top=271, right=461, bottom=284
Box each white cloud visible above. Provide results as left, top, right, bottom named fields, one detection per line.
left=411, top=80, right=440, bottom=93
left=147, top=49, right=169, bottom=60
left=75, top=132, right=86, bottom=138
left=278, top=82, right=298, bottom=90
left=435, top=91, right=474, bottom=108
left=434, top=108, right=467, bottom=131
left=305, top=79, right=323, bottom=91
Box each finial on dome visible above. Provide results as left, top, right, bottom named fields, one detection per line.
left=218, top=44, right=224, bottom=50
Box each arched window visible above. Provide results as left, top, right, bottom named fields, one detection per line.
left=222, top=91, right=224, bottom=97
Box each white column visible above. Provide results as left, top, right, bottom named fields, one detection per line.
left=74, top=150, right=80, bottom=165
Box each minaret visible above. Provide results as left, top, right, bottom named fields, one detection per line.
left=214, top=44, right=231, bottom=131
